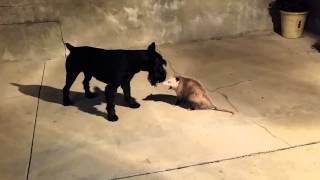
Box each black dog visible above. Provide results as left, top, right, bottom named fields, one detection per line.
left=63, top=42, right=167, bottom=121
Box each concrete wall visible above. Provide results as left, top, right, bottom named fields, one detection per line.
left=0, top=0, right=273, bottom=61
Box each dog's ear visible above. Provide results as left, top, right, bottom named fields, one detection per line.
left=148, top=42, right=156, bottom=52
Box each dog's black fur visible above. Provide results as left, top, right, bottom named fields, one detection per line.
left=63, top=42, right=167, bottom=121
left=313, top=42, right=320, bottom=52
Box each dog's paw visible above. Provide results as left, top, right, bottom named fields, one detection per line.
left=63, top=100, right=73, bottom=106
left=126, top=98, right=141, bottom=108
left=128, top=101, right=140, bottom=108
left=85, top=92, right=97, bottom=99
left=107, top=114, right=119, bottom=122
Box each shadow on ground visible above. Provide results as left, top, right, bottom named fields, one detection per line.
left=10, top=83, right=134, bottom=120
left=143, top=94, right=189, bottom=109
left=10, top=83, right=187, bottom=119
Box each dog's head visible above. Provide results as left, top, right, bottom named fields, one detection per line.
left=146, top=42, right=167, bottom=86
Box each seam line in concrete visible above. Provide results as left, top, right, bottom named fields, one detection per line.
left=0, top=3, right=45, bottom=8
left=110, top=140, right=320, bottom=180
left=25, top=62, right=46, bottom=180
left=0, top=20, right=59, bottom=26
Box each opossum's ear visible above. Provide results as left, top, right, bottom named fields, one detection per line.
left=175, top=77, right=180, bottom=82
left=148, top=42, right=156, bottom=52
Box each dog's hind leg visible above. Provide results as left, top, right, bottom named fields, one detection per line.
left=105, top=84, right=119, bottom=121
left=121, top=78, right=140, bottom=108
left=63, top=70, right=80, bottom=106
left=83, top=73, right=96, bottom=98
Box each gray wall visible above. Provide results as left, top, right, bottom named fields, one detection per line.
left=0, top=0, right=273, bottom=61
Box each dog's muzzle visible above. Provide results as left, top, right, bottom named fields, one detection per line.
left=148, top=65, right=167, bottom=86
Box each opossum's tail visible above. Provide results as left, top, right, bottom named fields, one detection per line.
left=211, top=106, right=234, bottom=115
left=65, top=43, right=75, bottom=51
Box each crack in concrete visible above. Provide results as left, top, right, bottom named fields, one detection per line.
left=206, top=79, right=255, bottom=113
left=110, top=140, right=320, bottom=180
left=249, top=119, right=291, bottom=146
left=204, top=80, right=255, bottom=113
left=212, top=90, right=289, bottom=146
left=209, top=79, right=254, bottom=93
left=216, top=91, right=239, bottom=112
left=205, top=80, right=289, bottom=146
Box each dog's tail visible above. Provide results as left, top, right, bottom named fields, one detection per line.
left=65, top=43, right=75, bottom=51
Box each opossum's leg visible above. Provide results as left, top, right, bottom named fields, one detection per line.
left=105, top=84, right=119, bottom=121
left=121, top=77, right=140, bottom=108
left=189, top=102, right=198, bottom=111
left=83, top=73, right=96, bottom=98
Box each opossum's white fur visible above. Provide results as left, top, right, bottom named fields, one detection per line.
left=162, top=76, right=179, bottom=90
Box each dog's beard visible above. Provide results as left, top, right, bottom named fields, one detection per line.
left=148, top=67, right=166, bottom=86
left=148, top=72, right=158, bottom=86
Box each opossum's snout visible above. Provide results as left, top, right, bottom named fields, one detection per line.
left=162, top=82, right=172, bottom=90
left=161, top=80, right=170, bottom=86
left=162, top=77, right=179, bottom=90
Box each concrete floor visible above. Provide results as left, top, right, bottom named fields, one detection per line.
left=1, top=32, right=320, bottom=180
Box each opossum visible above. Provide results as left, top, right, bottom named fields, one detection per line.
left=162, top=76, right=234, bottom=115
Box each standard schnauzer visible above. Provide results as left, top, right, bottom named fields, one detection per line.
left=63, top=42, right=167, bottom=121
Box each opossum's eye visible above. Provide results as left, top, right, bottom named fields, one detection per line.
left=175, top=77, right=180, bottom=82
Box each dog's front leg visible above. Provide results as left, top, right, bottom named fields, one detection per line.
left=121, top=79, right=140, bottom=108
left=105, top=84, right=119, bottom=121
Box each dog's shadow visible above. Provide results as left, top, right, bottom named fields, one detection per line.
left=143, top=94, right=189, bottom=109
left=11, top=83, right=132, bottom=120
left=11, top=83, right=189, bottom=120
